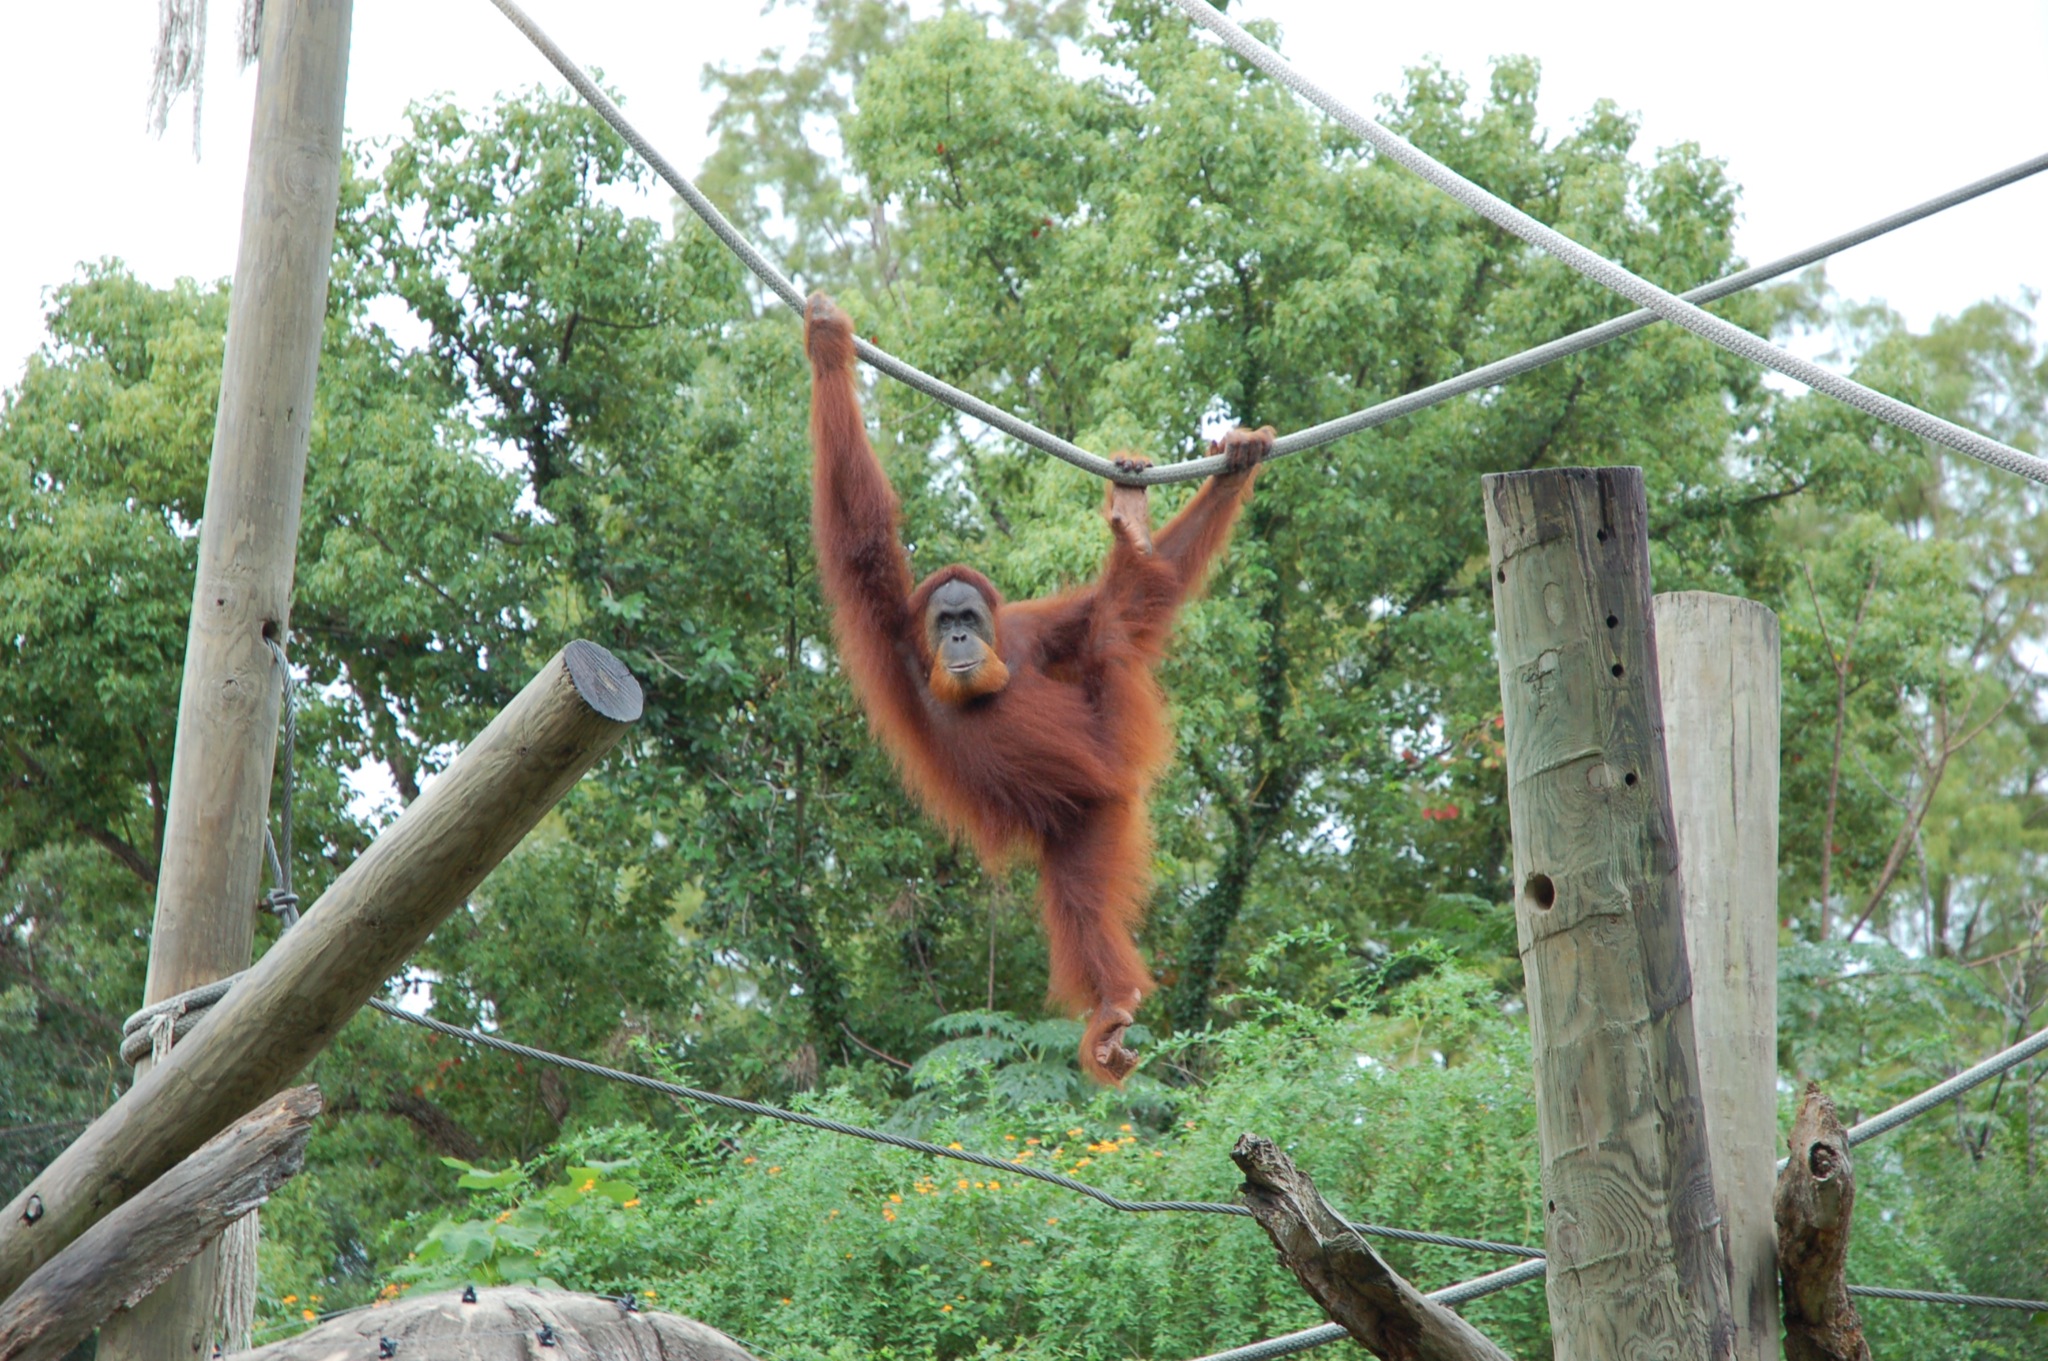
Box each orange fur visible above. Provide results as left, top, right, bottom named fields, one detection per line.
left=804, top=292, right=1265, bottom=1083
left=927, top=641, right=1011, bottom=704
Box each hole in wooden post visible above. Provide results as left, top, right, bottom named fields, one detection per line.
left=1496, top=566, right=1506, bottom=583
left=1610, top=662, right=1625, bottom=678
left=1605, top=614, right=1618, bottom=628
left=1624, top=772, right=1638, bottom=787
left=1595, top=528, right=1608, bottom=542
left=1525, top=874, right=1556, bottom=910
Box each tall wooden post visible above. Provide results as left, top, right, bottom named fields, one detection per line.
left=1483, top=467, right=1734, bottom=1360
left=1656, top=592, right=1781, bottom=1361
left=103, top=1, right=353, bottom=1356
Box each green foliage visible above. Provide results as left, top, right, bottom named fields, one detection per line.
left=389, top=1157, right=640, bottom=1292
left=291, top=970, right=1554, bottom=1360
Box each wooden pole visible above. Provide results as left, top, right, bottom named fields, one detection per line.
left=0, top=1089, right=321, bottom=1361
left=1655, top=592, right=1781, bottom=1361
left=107, top=0, right=355, bottom=1354
left=1482, top=467, right=1734, bottom=1361
left=0, top=643, right=642, bottom=1301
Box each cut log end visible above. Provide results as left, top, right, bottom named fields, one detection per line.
left=564, top=639, right=645, bottom=723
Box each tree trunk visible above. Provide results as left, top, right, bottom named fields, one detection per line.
left=1775, top=1084, right=1869, bottom=1361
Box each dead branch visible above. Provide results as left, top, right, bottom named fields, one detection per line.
left=1774, top=1085, right=1870, bottom=1361
left=1231, top=1134, right=1513, bottom=1361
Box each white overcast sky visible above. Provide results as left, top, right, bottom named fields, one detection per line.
left=2, top=1, right=2043, bottom=391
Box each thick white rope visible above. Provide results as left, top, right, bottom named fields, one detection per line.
left=480, top=0, right=1122, bottom=482
left=481, top=0, right=2047, bottom=488
left=1256, top=152, right=2048, bottom=470
left=1170, top=0, right=2048, bottom=488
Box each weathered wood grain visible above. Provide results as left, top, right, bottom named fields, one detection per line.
left=236, top=1286, right=760, bottom=1360
left=0, top=1088, right=320, bottom=1361
left=109, top=1, right=357, bottom=1353
left=1656, top=591, right=1782, bottom=1361
left=1775, top=1085, right=1869, bottom=1361
left=1482, top=467, right=1734, bottom=1360
left=0, top=644, right=641, bottom=1301
left=1231, top=1135, right=1513, bottom=1361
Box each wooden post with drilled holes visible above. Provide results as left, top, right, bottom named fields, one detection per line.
left=1656, top=592, right=1781, bottom=1361
left=101, top=1, right=355, bottom=1355
left=1483, top=467, right=1734, bottom=1361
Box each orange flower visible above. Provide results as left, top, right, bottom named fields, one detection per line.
left=622, top=1197, right=641, bottom=1208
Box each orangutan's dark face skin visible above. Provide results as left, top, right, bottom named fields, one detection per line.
left=926, top=578, right=997, bottom=681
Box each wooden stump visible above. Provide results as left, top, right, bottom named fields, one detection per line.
left=1775, top=1085, right=1869, bottom=1361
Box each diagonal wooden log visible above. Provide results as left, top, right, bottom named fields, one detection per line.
left=1775, top=1085, right=1870, bottom=1361
left=1231, top=1135, right=1514, bottom=1361
left=237, top=1285, right=760, bottom=1360
left=0, top=1087, right=321, bottom=1361
left=0, top=642, right=641, bottom=1300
